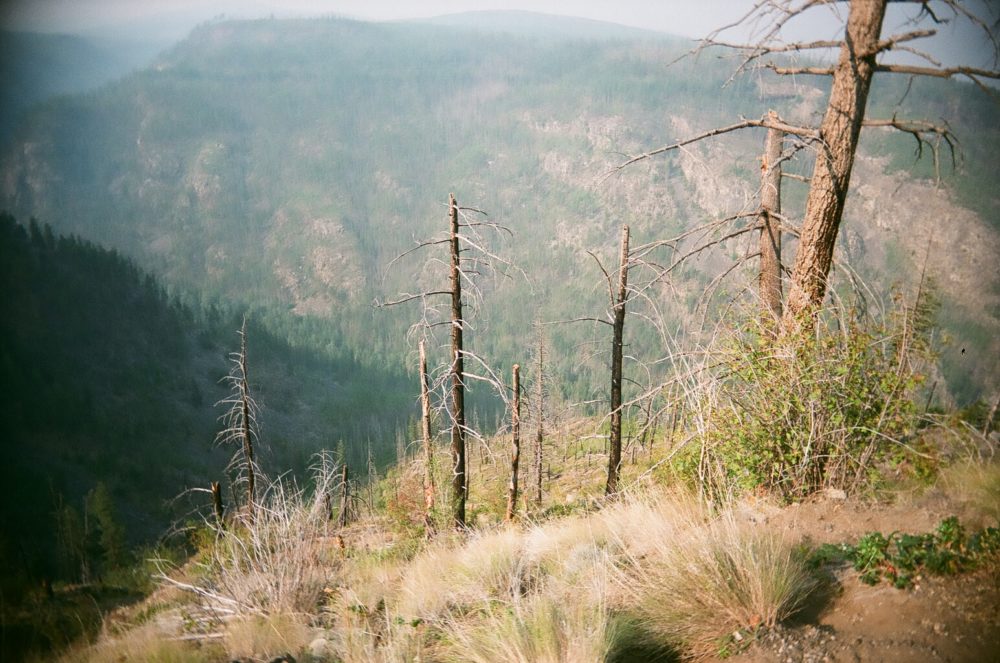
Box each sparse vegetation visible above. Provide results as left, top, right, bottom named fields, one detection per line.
left=811, top=516, right=1000, bottom=590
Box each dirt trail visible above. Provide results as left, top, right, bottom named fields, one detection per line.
left=722, top=491, right=1000, bottom=663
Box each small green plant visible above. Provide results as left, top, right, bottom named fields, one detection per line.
left=810, top=517, right=1000, bottom=589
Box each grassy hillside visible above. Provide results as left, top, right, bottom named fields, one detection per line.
left=49, top=409, right=1000, bottom=663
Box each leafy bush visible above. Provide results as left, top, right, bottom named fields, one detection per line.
left=674, top=301, right=932, bottom=501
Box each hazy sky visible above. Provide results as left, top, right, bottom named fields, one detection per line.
left=0, top=0, right=995, bottom=67
left=0, top=0, right=772, bottom=37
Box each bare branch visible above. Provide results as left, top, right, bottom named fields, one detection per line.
left=374, top=290, right=452, bottom=308
left=766, top=63, right=835, bottom=76
left=542, top=316, right=613, bottom=327
left=586, top=250, right=616, bottom=304
left=876, top=63, right=1000, bottom=80
left=874, top=28, right=937, bottom=52
left=863, top=117, right=958, bottom=176
left=782, top=171, right=811, bottom=183
left=608, top=114, right=818, bottom=175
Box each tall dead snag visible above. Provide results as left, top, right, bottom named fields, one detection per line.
left=607, top=224, right=630, bottom=496
left=505, top=364, right=521, bottom=522
left=376, top=193, right=517, bottom=529
left=760, top=109, right=784, bottom=331
left=216, top=318, right=259, bottom=524
left=337, top=462, right=350, bottom=529
left=419, top=340, right=435, bottom=532
left=238, top=322, right=255, bottom=519
left=533, top=329, right=545, bottom=506
left=447, top=193, right=468, bottom=528
left=782, top=0, right=885, bottom=326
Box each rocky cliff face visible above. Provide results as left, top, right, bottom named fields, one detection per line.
left=2, top=16, right=996, bottom=403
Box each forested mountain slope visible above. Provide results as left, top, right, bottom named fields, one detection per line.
left=0, top=30, right=163, bottom=149
left=1, top=14, right=997, bottom=407
left=0, top=213, right=410, bottom=583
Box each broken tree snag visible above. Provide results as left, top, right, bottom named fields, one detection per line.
left=338, top=462, right=350, bottom=529
left=760, top=109, right=784, bottom=331
left=419, top=340, right=435, bottom=533
left=606, top=224, right=630, bottom=497
left=506, top=364, right=522, bottom=522
left=211, top=481, right=225, bottom=528
left=449, top=193, right=468, bottom=529
left=782, top=0, right=887, bottom=329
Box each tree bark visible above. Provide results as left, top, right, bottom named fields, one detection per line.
left=419, top=340, right=435, bottom=532
left=211, top=481, right=225, bottom=529
left=338, top=462, right=350, bottom=529
left=238, top=319, right=256, bottom=523
left=534, top=330, right=544, bottom=506
left=505, top=364, right=521, bottom=522
left=606, top=224, right=630, bottom=496
left=448, top=193, right=467, bottom=528
left=760, top=109, right=784, bottom=331
left=783, top=0, right=887, bottom=328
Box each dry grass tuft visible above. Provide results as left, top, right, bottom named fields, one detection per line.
left=56, top=622, right=218, bottom=663
left=612, top=495, right=815, bottom=657
left=941, top=458, right=1000, bottom=525
left=442, top=591, right=617, bottom=663
left=223, top=614, right=312, bottom=661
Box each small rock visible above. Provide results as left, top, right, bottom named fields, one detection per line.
left=825, top=488, right=847, bottom=500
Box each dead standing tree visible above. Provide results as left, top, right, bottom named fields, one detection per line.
left=216, top=318, right=260, bottom=524
left=505, top=364, right=521, bottom=522
left=760, top=110, right=784, bottom=331
left=532, top=324, right=549, bottom=506
left=446, top=195, right=467, bottom=528
left=377, top=194, right=518, bottom=528
left=573, top=225, right=633, bottom=496
left=613, top=0, right=998, bottom=331
left=418, top=340, right=435, bottom=532
left=606, top=225, right=630, bottom=495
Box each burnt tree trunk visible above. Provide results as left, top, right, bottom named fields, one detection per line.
left=448, top=193, right=468, bottom=528
left=419, top=340, right=436, bottom=532
left=606, top=224, right=630, bottom=496
left=211, top=481, right=225, bottom=528
left=338, top=462, right=350, bottom=529
left=760, top=109, right=784, bottom=331
left=783, top=0, right=886, bottom=328
left=505, top=365, right=521, bottom=522
left=238, top=319, right=256, bottom=522
left=534, top=331, right=544, bottom=506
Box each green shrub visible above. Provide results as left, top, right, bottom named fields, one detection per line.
left=674, top=301, right=932, bottom=501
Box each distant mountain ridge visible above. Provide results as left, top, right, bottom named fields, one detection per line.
left=415, top=10, right=673, bottom=40
left=0, top=30, right=164, bottom=149
left=1, top=14, right=996, bottom=408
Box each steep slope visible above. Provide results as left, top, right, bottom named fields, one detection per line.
left=1, top=15, right=996, bottom=405
left=0, top=213, right=410, bottom=585
left=0, top=30, right=162, bottom=149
